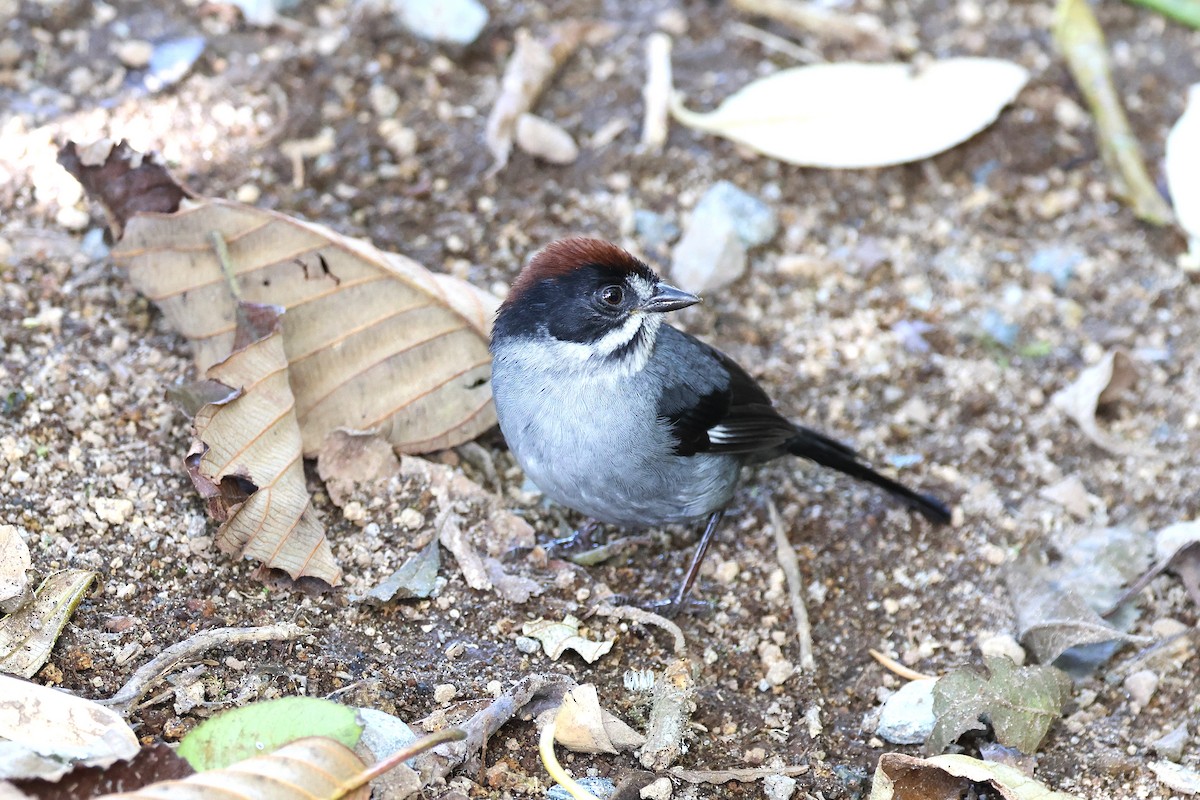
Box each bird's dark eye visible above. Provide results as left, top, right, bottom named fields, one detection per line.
left=600, top=285, right=624, bottom=306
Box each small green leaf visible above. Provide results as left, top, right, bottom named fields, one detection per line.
left=928, top=656, right=1072, bottom=754
left=177, top=696, right=363, bottom=771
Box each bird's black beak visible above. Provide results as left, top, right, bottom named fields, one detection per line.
left=643, top=283, right=701, bottom=313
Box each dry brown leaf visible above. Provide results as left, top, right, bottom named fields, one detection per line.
left=316, top=429, right=401, bottom=507
left=553, top=684, right=646, bottom=754
left=0, top=569, right=95, bottom=678
left=62, top=140, right=497, bottom=456
left=485, top=21, right=614, bottom=170
left=1051, top=349, right=1146, bottom=456
left=185, top=303, right=339, bottom=586
left=95, top=736, right=368, bottom=800
left=0, top=674, right=140, bottom=781
left=869, top=753, right=1082, bottom=800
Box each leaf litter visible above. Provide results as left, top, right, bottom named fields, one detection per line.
left=928, top=655, right=1071, bottom=754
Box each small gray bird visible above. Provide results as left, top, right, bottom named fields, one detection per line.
left=490, top=238, right=950, bottom=606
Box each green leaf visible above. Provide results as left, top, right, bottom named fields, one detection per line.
left=177, top=696, right=363, bottom=771
left=928, top=656, right=1072, bottom=754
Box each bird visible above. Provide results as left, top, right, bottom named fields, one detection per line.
left=489, top=237, right=951, bottom=608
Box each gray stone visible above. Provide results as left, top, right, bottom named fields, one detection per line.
left=876, top=678, right=937, bottom=745
left=394, top=0, right=487, bottom=45
left=1124, top=669, right=1159, bottom=707
left=692, top=181, right=778, bottom=248
left=1150, top=722, right=1189, bottom=762
left=670, top=211, right=746, bottom=292
left=633, top=210, right=680, bottom=249
left=763, top=774, right=798, bottom=800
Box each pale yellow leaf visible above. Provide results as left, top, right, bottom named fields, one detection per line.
left=553, top=684, right=645, bottom=754
left=522, top=615, right=614, bottom=663
left=97, top=736, right=369, bottom=800
left=113, top=200, right=497, bottom=456
left=185, top=303, right=339, bottom=586
left=0, top=569, right=95, bottom=678
left=671, top=58, right=1028, bottom=168
left=0, top=674, right=139, bottom=780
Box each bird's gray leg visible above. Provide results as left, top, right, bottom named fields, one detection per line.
left=545, top=518, right=601, bottom=553
left=666, top=509, right=724, bottom=614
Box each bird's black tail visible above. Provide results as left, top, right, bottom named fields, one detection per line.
left=786, top=426, right=951, bottom=524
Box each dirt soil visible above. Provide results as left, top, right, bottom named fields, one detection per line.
left=2, top=0, right=1199, bottom=798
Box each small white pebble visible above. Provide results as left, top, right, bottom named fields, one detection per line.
left=115, top=39, right=153, bottom=69
left=882, top=597, right=900, bottom=615
left=979, top=633, right=1026, bottom=666
left=1124, top=669, right=1159, bottom=708
left=514, top=113, right=578, bottom=164
left=433, top=683, right=457, bottom=704
left=235, top=183, right=261, bottom=204
left=640, top=776, right=673, bottom=800
left=396, top=508, right=424, bottom=530
left=56, top=206, right=91, bottom=231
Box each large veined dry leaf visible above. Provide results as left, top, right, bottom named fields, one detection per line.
left=94, top=737, right=368, bottom=800
left=868, top=753, right=1082, bottom=800
left=0, top=674, right=140, bottom=781
left=928, top=656, right=1071, bottom=754
left=60, top=140, right=497, bottom=456
left=185, top=303, right=339, bottom=586
left=1054, top=0, right=1174, bottom=226
left=0, top=569, right=95, bottom=678
left=671, top=58, right=1029, bottom=168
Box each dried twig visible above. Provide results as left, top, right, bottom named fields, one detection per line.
left=769, top=500, right=814, bottom=671
left=729, top=0, right=890, bottom=51
left=592, top=604, right=686, bottom=657
left=103, top=624, right=305, bottom=714
left=641, top=33, right=672, bottom=151
left=868, top=648, right=935, bottom=682
left=730, top=21, right=817, bottom=62
left=670, top=764, right=810, bottom=784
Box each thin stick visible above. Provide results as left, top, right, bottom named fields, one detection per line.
left=670, top=764, right=810, bottom=784
left=641, top=32, right=672, bottom=151
left=868, top=648, right=935, bottom=682
left=339, top=728, right=465, bottom=795
left=769, top=500, right=814, bottom=671
left=730, top=22, right=817, bottom=62
left=103, top=624, right=304, bottom=713
left=592, top=604, right=686, bottom=656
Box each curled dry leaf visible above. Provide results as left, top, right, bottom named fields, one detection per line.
left=485, top=21, right=613, bottom=170
left=553, top=684, right=646, bottom=754
left=522, top=615, right=614, bottom=663
left=95, top=736, right=368, bottom=800
left=185, top=302, right=339, bottom=586
left=1166, top=83, right=1200, bottom=266
left=60, top=140, right=498, bottom=456
left=1051, top=349, right=1146, bottom=456
left=1054, top=0, right=1174, bottom=226
left=1005, top=558, right=1148, bottom=666
left=359, top=541, right=441, bottom=604
left=0, top=525, right=31, bottom=613
left=868, top=752, right=1082, bottom=800
left=0, top=674, right=139, bottom=781
left=0, top=569, right=95, bottom=678
left=671, top=58, right=1028, bottom=169
left=10, top=743, right=194, bottom=800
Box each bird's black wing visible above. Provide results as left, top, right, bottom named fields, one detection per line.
left=652, top=327, right=798, bottom=457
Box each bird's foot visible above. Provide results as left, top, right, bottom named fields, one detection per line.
left=542, top=518, right=602, bottom=557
